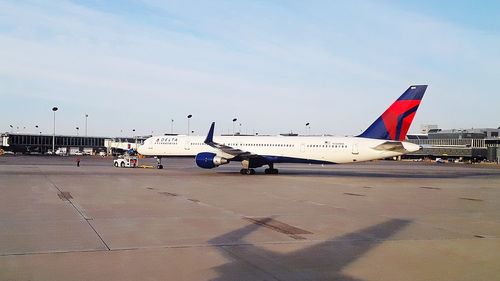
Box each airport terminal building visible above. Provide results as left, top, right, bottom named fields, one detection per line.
left=0, top=133, right=147, bottom=155
left=1, top=133, right=109, bottom=155
left=406, top=127, right=500, bottom=162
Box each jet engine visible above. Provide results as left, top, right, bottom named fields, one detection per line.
left=195, top=152, right=229, bottom=169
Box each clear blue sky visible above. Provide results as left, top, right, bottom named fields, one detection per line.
left=1, top=0, right=499, bottom=137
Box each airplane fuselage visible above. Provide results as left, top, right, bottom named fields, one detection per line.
left=138, top=135, right=420, bottom=164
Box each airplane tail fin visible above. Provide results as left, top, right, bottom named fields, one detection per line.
left=358, top=85, right=427, bottom=141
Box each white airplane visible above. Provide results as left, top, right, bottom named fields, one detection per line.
left=138, top=85, right=427, bottom=175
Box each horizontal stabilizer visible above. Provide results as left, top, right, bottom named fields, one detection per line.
left=372, top=141, right=421, bottom=153
left=372, top=141, right=406, bottom=153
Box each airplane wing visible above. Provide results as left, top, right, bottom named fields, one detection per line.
left=204, top=122, right=264, bottom=161
left=208, top=218, right=411, bottom=281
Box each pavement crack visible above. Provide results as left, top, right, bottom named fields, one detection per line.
left=42, top=173, right=110, bottom=251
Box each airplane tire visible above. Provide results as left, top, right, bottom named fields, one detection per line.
left=240, top=169, right=256, bottom=175
left=265, top=168, right=278, bottom=175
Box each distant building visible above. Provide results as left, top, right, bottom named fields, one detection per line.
left=0, top=133, right=147, bottom=155
left=406, top=127, right=500, bottom=162
left=420, top=124, right=438, bottom=134
left=1, top=133, right=108, bottom=155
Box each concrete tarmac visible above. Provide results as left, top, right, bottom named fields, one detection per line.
left=1, top=156, right=499, bottom=281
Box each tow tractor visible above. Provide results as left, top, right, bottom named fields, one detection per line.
left=113, top=155, right=138, bottom=168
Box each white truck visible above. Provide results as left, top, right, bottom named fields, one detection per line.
left=113, top=156, right=138, bottom=168
left=55, top=147, right=67, bottom=156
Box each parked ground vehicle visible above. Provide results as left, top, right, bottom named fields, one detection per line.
left=435, top=158, right=446, bottom=164
left=113, top=155, right=138, bottom=168
left=55, top=148, right=67, bottom=156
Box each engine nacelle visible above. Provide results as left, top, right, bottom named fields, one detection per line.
left=195, top=152, right=229, bottom=169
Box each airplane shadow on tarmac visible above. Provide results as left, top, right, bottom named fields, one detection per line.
left=207, top=218, right=411, bottom=281
left=215, top=169, right=496, bottom=179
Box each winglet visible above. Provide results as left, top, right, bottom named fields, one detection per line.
left=204, top=122, right=215, bottom=144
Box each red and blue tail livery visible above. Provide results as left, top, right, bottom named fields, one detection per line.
left=359, top=85, right=428, bottom=141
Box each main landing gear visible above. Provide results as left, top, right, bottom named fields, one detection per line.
left=155, top=157, right=163, bottom=169
left=240, top=169, right=256, bottom=175
left=264, top=168, right=279, bottom=174
left=239, top=164, right=279, bottom=175
left=240, top=160, right=255, bottom=175
left=264, top=163, right=279, bottom=175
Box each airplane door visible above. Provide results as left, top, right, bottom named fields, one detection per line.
left=352, top=144, right=359, bottom=155
left=184, top=140, right=191, bottom=150
left=300, top=143, right=306, bottom=152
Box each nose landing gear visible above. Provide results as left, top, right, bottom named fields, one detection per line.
left=155, top=157, right=164, bottom=169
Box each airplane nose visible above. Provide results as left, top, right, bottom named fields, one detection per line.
left=137, top=144, right=144, bottom=155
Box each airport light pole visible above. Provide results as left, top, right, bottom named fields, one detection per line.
left=171, top=119, right=174, bottom=134
left=232, top=118, right=237, bottom=135
left=52, top=107, right=58, bottom=154
left=85, top=114, right=88, bottom=136
left=305, top=122, right=310, bottom=135
left=9, top=124, right=13, bottom=133
left=132, top=129, right=137, bottom=150
left=76, top=127, right=79, bottom=136
left=187, top=115, right=192, bottom=136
